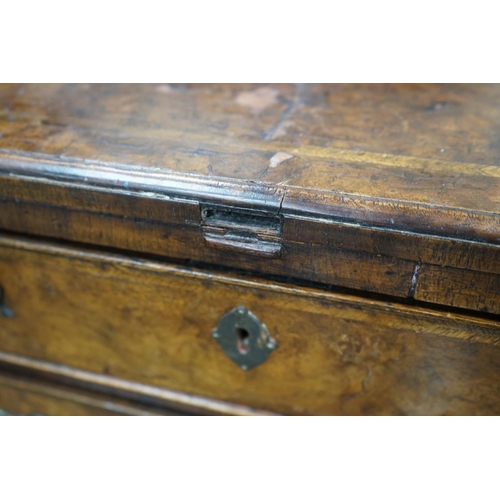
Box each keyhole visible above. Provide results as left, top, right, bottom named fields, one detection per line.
left=236, top=327, right=250, bottom=355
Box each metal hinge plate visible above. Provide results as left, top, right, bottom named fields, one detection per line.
left=201, top=205, right=282, bottom=258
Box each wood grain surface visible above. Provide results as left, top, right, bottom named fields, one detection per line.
left=1, top=83, right=499, bottom=233
left=0, top=84, right=498, bottom=313
left=0, top=352, right=275, bottom=416
left=1, top=234, right=499, bottom=415
left=0, top=372, right=175, bottom=416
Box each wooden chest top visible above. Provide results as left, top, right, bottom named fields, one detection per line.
left=0, top=84, right=499, bottom=314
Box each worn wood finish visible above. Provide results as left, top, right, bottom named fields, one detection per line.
left=0, top=352, right=274, bottom=416
left=0, top=84, right=499, bottom=313
left=1, top=234, right=499, bottom=416
left=2, top=171, right=499, bottom=310
left=1, top=83, right=499, bottom=238
left=0, top=372, right=184, bottom=416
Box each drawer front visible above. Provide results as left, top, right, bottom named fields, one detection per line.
left=0, top=373, right=174, bottom=416
left=1, top=234, right=500, bottom=415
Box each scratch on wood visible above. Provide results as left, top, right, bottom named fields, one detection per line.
left=235, top=87, right=280, bottom=114
left=155, top=84, right=174, bottom=94
left=262, top=100, right=296, bottom=140
left=269, top=152, right=293, bottom=168
left=258, top=152, right=294, bottom=181
left=408, top=259, right=422, bottom=298
left=362, top=366, right=372, bottom=392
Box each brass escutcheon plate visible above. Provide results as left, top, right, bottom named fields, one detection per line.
left=211, top=306, right=277, bottom=370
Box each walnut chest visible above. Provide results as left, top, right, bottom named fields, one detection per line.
left=0, top=83, right=499, bottom=415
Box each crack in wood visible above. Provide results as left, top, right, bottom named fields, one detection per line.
left=408, top=259, right=422, bottom=298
